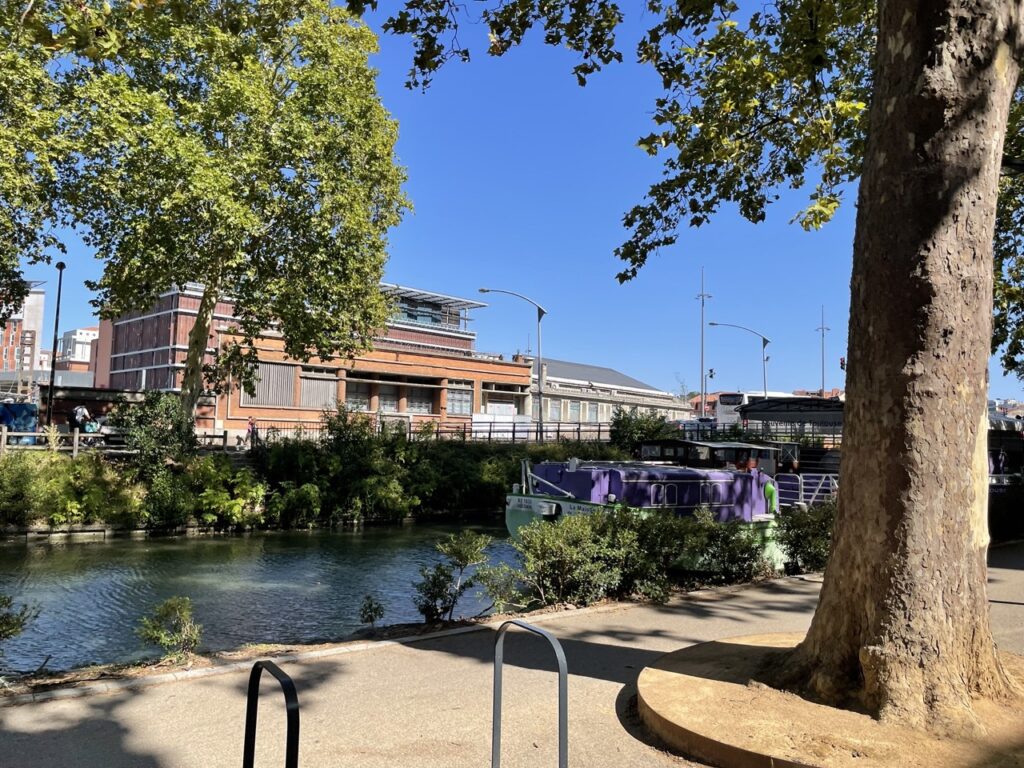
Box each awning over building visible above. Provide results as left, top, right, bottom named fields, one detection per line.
left=736, top=397, right=844, bottom=425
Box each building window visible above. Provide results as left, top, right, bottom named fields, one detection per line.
left=447, top=387, right=472, bottom=416
left=407, top=387, right=434, bottom=414
left=241, top=362, right=295, bottom=407
left=300, top=373, right=336, bottom=410
left=568, top=401, right=581, bottom=422
left=378, top=385, right=398, bottom=413
left=587, top=402, right=599, bottom=422
left=547, top=398, right=562, bottom=422
left=346, top=382, right=370, bottom=412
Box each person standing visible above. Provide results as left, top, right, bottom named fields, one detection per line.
left=72, top=404, right=91, bottom=433
left=246, top=416, right=259, bottom=448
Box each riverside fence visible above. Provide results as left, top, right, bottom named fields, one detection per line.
left=253, top=420, right=844, bottom=446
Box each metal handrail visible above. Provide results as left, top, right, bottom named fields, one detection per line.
left=242, top=661, right=300, bottom=768
left=491, top=620, right=568, bottom=768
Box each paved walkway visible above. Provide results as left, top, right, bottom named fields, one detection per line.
left=2, top=543, right=1022, bottom=768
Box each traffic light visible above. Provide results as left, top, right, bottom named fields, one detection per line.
left=839, top=356, right=846, bottom=371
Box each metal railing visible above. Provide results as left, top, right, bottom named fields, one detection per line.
left=0, top=427, right=232, bottom=456
left=242, top=661, right=300, bottom=768
left=492, top=620, right=568, bottom=768
left=775, top=472, right=839, bottom=507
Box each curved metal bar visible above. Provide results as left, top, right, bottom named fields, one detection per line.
left=491, top=620, right=568, bottom=768
left=242, top=660, right=300, bottom=768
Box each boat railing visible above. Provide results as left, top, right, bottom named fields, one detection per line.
left=775, top=473, right=839, bottom=508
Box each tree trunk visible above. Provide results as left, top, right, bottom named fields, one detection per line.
left=180, top=280, right=221, bottom=413
left=777, top=0, right=1023, bottom=735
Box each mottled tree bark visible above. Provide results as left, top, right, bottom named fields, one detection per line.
left=778, top=0, right=1024, bottom=734
left=180, top=279, right=221, bottom=413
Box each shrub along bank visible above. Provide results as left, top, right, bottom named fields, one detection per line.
left=253, top=409, right=629, bottom=525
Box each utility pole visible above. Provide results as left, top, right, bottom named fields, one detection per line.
left=816, top=305, right=829, bottom=397
left=696, top=268, right=711, bottom=417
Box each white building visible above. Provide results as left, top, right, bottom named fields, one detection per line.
left=55, top=327, right=99, bottom=370
left=530, top=357, right=691, bottom=423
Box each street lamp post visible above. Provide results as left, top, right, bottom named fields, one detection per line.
left=707, top=321, right=771, bottom=397
left=479, top=288, right=548, bottom=441
left=46, top=261, right=66, bottom=427
left=696, top=268, right=711, bottom=418
left=816, top=305, right=830, bottom=398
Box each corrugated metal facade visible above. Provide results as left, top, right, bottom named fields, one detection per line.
left=242, top=362, right=295, bottom=406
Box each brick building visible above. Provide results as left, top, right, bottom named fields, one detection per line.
left=1, top=285, right=45, bottom=378
left=92, top=284, right=532, bottom=435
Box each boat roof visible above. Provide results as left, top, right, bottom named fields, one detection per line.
left=643, top=439, right=779, bottom=452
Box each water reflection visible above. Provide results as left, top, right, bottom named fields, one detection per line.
left=0, top=524, right=513, bottom=671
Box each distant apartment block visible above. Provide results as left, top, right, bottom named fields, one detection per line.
left=93, top=283, right=532, bottom=433
left=528, top=357, right=691, bottom=423
left=1, top=285, right=45, bottom=375
left=55, top=327, right=99, bottom=372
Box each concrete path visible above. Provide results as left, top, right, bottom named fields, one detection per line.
left=2, top=543, right=1022, bottom=768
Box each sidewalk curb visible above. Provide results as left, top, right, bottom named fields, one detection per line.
left=0, top=599, right=640, bottom=708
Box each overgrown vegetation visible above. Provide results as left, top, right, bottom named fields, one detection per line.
left=136, top=597, right=203, bottom=661
left=776, top=500, right=837, bottom=574
left=467, top=509, right=776, bottom=617
left=254, top=408, right=628, bottom=524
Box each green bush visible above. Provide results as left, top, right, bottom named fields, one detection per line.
left=145, top=468, right=196, bottom=527
left=137, top=596, right=203, bottom=660
left=608, top=406, right=676, bottom=455
left=689, top=508, right=774, bottom=584
left=516, top=515, right=622, bottom=606
left=0, top=595, right=36, bottom=667
left=412, top=563, right=460, bottom=623
left=266, top=482, right=322, bottom=528
left=412, top=530, right=494, bottom=622
left=359, top=594, right=385, bottom=628
left=776, top=499, right=837, bottom=573
left=0, top=453, right=147, bottom=528
left=109, top=392, right=197, bottom=481
left=189, top=456, right=266, bottom=528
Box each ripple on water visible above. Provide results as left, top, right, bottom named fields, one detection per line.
left=0, top=525, right=514, bottom=671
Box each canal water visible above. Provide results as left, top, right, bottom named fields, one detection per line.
left=0, top=523, right=514, bottom=672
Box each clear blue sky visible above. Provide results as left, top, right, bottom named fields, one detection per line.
left=21, top=11, right=1024, bottom=400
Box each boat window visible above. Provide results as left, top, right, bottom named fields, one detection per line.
left=665, top=484, right=677, bottom=505
left=641, top=445, right=660, bottom=459
left=650, top=484, right=664, bottom=505
left=694, top=446, right=710, bottom=461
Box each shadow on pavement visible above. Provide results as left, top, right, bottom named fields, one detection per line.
left=0, top=695, right=163, bottom=768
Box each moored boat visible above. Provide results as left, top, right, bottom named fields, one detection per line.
left=505, top=456, right=778, bottom=536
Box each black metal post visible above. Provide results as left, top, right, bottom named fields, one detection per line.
left=45, top=262, right=66, bottom=427
left=242, top=660, right=300, bottom=768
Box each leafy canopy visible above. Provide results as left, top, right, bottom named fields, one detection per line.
left=3, top=1, right=407, bottom=390
left=357, top=0, right=1024, bottom=373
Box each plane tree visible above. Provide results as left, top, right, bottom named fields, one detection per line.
left=360, top=0, right=1024, bottom=734
left=2, top=0, right=408, bottom=409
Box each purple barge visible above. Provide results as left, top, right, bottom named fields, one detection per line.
left=505, top=458, right=777, bottom=538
